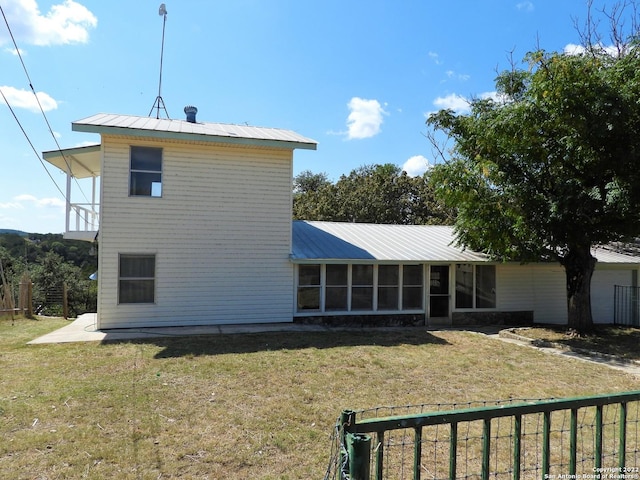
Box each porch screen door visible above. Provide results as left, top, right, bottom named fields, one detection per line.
left=429, top=265, right=450, bottom=318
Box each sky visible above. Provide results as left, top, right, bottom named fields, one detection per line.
left=0, top=0, right=617, bottom=233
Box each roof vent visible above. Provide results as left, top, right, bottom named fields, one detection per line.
left=184, top=105, right=198, bottom=123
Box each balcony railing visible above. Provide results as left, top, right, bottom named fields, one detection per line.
left=65, top=203, right=99, bottom=241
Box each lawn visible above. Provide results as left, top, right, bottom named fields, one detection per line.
left=1, top=316, right=640, bottom=479
left=512, top=325, right=640, bottom=360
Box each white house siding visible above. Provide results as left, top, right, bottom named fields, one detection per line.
left=96, top=135, right=294, bottom=329
left=497, top=263, right=635, bottom=325
left=497, top=264, right=567, bottom=324
left=591, top=267, right=633, bottom=324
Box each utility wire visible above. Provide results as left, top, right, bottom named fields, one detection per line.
left=0, top=88, right=67, bottom=199
left=0, top=4, right=91, bottom=205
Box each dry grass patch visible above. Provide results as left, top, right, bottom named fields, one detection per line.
left=512, top=325, right=640, bottom=360
left=1, top=317, right=640, bottom=479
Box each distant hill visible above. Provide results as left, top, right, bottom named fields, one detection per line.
left=0, top=229, right=28, bottom=236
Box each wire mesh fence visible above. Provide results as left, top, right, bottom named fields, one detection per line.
left=325, top=392, right=640, bottom=480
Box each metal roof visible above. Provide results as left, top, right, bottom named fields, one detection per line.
left=42, top=144, right=101, bottom=179
left=72, top=113, right=317, bottom=150
left=291, top=221, right=491, bottom=262
left=291, top=221, right=640, bottom=264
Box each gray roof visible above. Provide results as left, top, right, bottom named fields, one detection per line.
left=291, top=221, right=640, bottom=264
left=292, top=221, right=491, bottom=262
left=72, top=113, right=317, bottom=150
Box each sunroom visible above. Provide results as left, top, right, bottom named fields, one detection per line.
left=291, top=221, right=498, bottom=325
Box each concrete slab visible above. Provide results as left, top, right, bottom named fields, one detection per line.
left=27, top=313, right=333, bottom=345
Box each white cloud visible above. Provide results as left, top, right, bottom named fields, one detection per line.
left=346, top=97, right=386, bottom=140
left=445, top=70, right=470, bottom=82
left=516, top=1, right=534, bottom=13
left=564, top=43, right=620, bottom=56
left=428, top=51, right=442, bottom=65
left=4, top=46, right=25, bottom=55
left=0, top=0, right=97, bottom=47
left=0, top=85, right=58, bottom=112
left=433, top=93, right=470, bottom=114
left=13, top=194, right=65, bottom=209
left=402, top=155, right=432, bottom=177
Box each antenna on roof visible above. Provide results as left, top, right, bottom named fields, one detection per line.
left=149, top=3, right=170, bottom=119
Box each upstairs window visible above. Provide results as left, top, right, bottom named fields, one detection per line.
left=130, top=146, right=162, bottom=197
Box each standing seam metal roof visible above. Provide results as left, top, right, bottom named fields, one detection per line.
left=291, top=221, right=640, bottom=264
left=71, top=113, right=317, bottom=150
left=291, top=221, right=490, bottom=262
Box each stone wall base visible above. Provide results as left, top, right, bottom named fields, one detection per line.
left=452, top=311, right=534, bottom=326
left=294, top=314, right=425, bottom=327
left=294, top=311, right=534, bottom=328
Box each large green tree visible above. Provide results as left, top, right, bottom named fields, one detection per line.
left=293, top=164, right=455, bottom=225
left=427, top=32, right=640, bottom=331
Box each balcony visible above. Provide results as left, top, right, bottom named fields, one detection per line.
left=42, top=144, right=101, bottom=242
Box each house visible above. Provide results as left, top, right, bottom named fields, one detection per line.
left=43, top=109, right=640, bottom=329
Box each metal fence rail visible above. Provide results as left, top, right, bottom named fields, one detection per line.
left=334, top=391, right=640, bottom=480
left=615, top=285, right=640, bottom=327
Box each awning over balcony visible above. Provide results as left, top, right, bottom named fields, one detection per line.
left=42, top=144, right=101, bottom=178
left=42, top=144, right=101, bottom=241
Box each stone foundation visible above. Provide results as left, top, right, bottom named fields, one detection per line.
left=451, top=311, right=534, bottom=326
left=294, top=314, right=426, bottom=327
left=294, top=311, right=534, bottom=328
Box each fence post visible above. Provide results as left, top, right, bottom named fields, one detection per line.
left=62, top=282, right=69, bottom=319
left=347, top=433, right=371, bottom=480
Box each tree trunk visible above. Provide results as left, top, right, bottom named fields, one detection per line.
left=560, top=244, right=596, bottom=333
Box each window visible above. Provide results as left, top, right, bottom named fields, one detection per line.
left=297, top=264, right=321, bottom=311
left=378, top=265, right=399, bottom=310
left=326, top=264, right=348, bottom=311
left=119, top=254, right=156, bottom=304
left=455, top=264, right=474, bottom=308
left=351, top=265, right=373, bottom=310
left=476, top=265, right=496, bottom=308
left=130, top=146, right=162, bottom=197
left=402, top=265, right=423, bottom=310
left=295, top=264, right=426, bottom=314
left=455, top=264, right=496, bottom=309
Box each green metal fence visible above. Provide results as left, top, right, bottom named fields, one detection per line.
left=329, top=391, right=640, bottom=480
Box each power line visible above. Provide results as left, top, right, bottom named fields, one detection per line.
left=0, top=88, right=67, bottom=200
left=0, top=4, right=91, bottom=205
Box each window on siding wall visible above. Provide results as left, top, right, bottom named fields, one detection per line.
left=130, top=146, right=162, bottom=197
left=297, top=264, right=321, bottom=311
left=351, top=265, right=373, bottom=310
left=119, top=254, right=156, bottom=304
left=378, top=265, right=399, bottom=310
left=402, top=265, right=423, bottom=309
left=455, top=264, right=496, bottom=309
left=326, top=264, right=348, bottom=311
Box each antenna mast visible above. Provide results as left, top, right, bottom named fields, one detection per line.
left=149, top=3, right=169, bottom=119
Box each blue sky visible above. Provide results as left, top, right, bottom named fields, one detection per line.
left=0, top=0, right=607, bottom=233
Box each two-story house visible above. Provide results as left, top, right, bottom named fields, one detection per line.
left=43, top=109, right=640, bottom=329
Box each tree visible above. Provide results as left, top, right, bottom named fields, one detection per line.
left=293, top=164, right=455, bottom=225
left=427, top=6, right=640, bottom=332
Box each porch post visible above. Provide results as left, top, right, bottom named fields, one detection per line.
left=65, top=167, right=72, bottom=234
left=91, top=175, right=97, bottom=229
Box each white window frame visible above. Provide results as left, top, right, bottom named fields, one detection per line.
left=294, top=263, right=425, bottom=315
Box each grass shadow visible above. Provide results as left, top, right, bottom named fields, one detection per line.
left=105, top=328, right=451, bottom=359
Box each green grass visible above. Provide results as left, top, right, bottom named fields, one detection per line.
left=1, top=316, right=640, bottom=479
